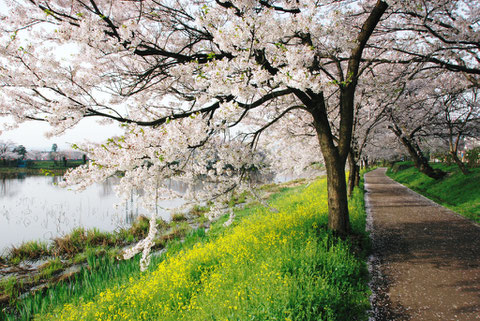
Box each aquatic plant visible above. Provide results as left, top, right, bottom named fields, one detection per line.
left=8, top=241, right=51, bottom=262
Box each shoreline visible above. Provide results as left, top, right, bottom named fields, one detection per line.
left=0, top=168, right=73, bottom=176
left=0, top=178, right=313, bottom=319
left=0, top=209, right=211, bottom=312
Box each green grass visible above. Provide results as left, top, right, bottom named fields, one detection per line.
left=30, top=177, right=370, bottom=321
left=387, top=162, right=480, bottom=223
left=36, top=258, right=65, bottom=281
left=188, top=204, right=210, bottom=218
left=8, top=241, right=52, bottom=262
left=1, top=228, right=210, bottom=321
left=0, top=277, right=22, bottom=304
left=26, top=160, right=84, bottom=169
left=2, top=177, right=371, bottom=321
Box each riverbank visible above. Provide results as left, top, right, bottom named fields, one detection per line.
left=0, top=168, right=66, bottom=177
left=387, top=162, right=480, bottom=224
left=0, top=160, right=84, bottom=176
left=0, top=196, right=215, bottom=318
left=1, top=176, right=371, bottom=320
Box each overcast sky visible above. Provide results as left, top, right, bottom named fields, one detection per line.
left=0, top=0, right=123, bottom=151
left=1, top=119, right=123, bottom=151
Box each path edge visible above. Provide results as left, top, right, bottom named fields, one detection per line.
left=383, top=171, right=480, bottom=229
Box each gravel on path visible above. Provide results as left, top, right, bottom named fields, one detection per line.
left=365, top=168, right=480, bottom=321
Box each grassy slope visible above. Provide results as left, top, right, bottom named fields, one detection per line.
left=387, top=162, right=480, bottom=224
left=28, top=177, right=370, bottom=321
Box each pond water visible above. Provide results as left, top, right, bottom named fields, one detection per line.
left=0, top=174, right=185, bottom=254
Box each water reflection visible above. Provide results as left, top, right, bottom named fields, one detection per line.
left=0, top=171, right=306, bottom=254
left=0, top=174, right=184, bottom=254
left=0, top=177, right=19, bottom=198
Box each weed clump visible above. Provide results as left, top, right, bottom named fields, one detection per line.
left=171, top=212, right=187, bottom=222
left=37, top=258, right=64, bottom=280
left=189, top=205, right=209, bottom=218
left=52, top=228, right=116, bottom=257
left=8, top=241, right=51, bottom=262
left=0, top=276, right=21, bottom=303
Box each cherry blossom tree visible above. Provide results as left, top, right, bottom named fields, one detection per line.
left=0, top=0, right=391, bottom=245
left=362, top=124, right=406, bottom=163
left=382, top=0, right=480, bottom=81
left=375, top=61, right=479, bottom=178
left=382, top=69, right=449, bottom=179
left=2, top=0, right=478, bottom=272
left=352, top=0, right=480, bottom=177
left=432, top=83, right=480, bottom=174
left=0, top=139, right=20, bottom=165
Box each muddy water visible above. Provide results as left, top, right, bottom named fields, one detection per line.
left=0, top=175, right=184, bottom=254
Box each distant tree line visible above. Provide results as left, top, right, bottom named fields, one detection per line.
left=0, top=141, right=88, bottom=168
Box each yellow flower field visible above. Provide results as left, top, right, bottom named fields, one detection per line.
left=40, top=177, right=370, bottom=321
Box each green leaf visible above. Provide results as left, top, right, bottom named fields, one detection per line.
left=207, top=52, right=216, bottom=60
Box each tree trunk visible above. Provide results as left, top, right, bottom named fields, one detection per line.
left=293, top=0, right=387, bottom=236
left=324, top=158, right=350, bottom=234
left=307, top=93, right=351, bottom=236
left=450, top=151, right=469, bottom=175
left=448, top=135, right=469, bottom=175
left=348, top=151, right=360, bottom=196
left=389, top=123, right=446, bottom=179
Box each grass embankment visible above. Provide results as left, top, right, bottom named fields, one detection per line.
left=5, top=215, right=194, bottom=264
left=1, top=214, right=201, bottom=319
left=27, top=177, right=370, bottom=321
left=0, top=160, right=84, bottom=175
left=387, top=162, right=480, bottom=224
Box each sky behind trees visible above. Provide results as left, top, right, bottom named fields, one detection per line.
left=0, top=0, right=121, bottom=150
left=0, top=117, right=121, bottom=150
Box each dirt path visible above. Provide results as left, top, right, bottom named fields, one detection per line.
left=365, top=168, right=480, bottom=321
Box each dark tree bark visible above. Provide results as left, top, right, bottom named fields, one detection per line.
left=450, top=150, right=469, bottom=175
left=306, top=92, right=351, bottom=234
left=445, top=102, right=472, bottom=175
left=348, top=150, right=361, bottom=196
left=389, top=123, right=446, bottom=179
left=363, top=157, right=369, bottom=169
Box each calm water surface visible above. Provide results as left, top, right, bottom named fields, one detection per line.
left=0, top=174, right=184, bottom=254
